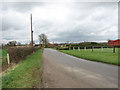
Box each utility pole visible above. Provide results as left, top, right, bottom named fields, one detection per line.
left=30, top=14, right=33, bottom=47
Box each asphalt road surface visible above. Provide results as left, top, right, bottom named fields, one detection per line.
left=43, top=48, right=118, bottom=88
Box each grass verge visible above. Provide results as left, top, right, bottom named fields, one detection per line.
left=2, top=49, right=43, bottom=88
left=59, top=49, right=119, bottom=65
left=0, top=49, right=7, bottom=64
left=51, top=48, right=57, bottom=50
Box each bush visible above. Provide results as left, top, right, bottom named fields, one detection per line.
left=58, top=47, right=69, bottom=50
left=8, top=46, right=41, bottom=63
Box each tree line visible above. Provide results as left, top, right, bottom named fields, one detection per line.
left=2, top=33, right=49, bottom=48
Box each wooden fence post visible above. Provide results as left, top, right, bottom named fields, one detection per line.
left=101, top=46, right=103, bottom=51
left=92, top=46, right=94, bottom=52
left=113, top=46, right=115, bottom=53
left=73, top=47, right=75, bottom=50
left=7, top=53, right=10, bottom=66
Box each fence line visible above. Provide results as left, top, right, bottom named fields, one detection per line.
left=68, top=46, right=120, bottom=53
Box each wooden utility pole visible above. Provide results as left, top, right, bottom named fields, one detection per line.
left=30, top=14, right=33, bottom=47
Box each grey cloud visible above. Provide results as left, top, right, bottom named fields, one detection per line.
left=2, top=2, right=118, bottom=44
left=51, top=30, right=110, bottom=42
left=2, top=21, right=23, bottom=30
left=2, top=18, right=28, bottom=31
left=2, top=2, right=45, bottom=12
left=74, top=2, right=117, bottom=9
left=3, top=37, right=13, bottom=40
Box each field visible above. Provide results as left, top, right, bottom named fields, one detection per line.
left=60, top=48, right=119, bottom=65
left=2, top=49, right=43, bottom=88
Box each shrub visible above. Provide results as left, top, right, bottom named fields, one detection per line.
left=8, top=46, right=41, bottom=64
left=58, top=47, right=69, bottom=50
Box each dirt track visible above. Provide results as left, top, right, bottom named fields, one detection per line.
left=43, top=48, right=118, bottom=88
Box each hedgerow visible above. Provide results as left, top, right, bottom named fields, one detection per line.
left=8, top=46, right=41, bottom=64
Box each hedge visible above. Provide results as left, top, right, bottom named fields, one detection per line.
left=8, top=46, right=41, bottom=64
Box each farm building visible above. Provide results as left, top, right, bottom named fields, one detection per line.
left=109, top=39, right=120, bottom=46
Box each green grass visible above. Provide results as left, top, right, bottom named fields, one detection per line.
left=0, top=49, right=8, bottom=64
left=2, top=49, right=43, bottom=88
left=51, top=48, right=57, bottom=50
left=60, top=48, right=119, bottom=65
left=88, top=48, right=119, bottom=53
left=2, top=49, right=8, bottom=64
left=0, top=49, right=2, bottom=58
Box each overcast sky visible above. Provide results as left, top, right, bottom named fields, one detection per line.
left=1, top=2, right=118, bottom=44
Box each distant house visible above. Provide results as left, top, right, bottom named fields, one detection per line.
left=49, top=43, right=54, bottom=45
left=109, top=39, right=120, bottom=46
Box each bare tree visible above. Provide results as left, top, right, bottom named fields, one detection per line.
left=38, top=34, right=49, bottom=47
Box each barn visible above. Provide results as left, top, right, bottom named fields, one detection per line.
left=109, top=39, right=120, bottom=46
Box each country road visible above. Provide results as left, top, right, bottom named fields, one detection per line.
left=43, top=48, right=118, bottom=88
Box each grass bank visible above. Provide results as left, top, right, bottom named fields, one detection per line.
left=60, top=49, right=119, bottom=65
left=0, top=49, right=7, bottom=64
left=2, top=49, right=43, bottom=88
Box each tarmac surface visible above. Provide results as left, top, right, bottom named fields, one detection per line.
left=43, top=48, right=118, bottom=88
